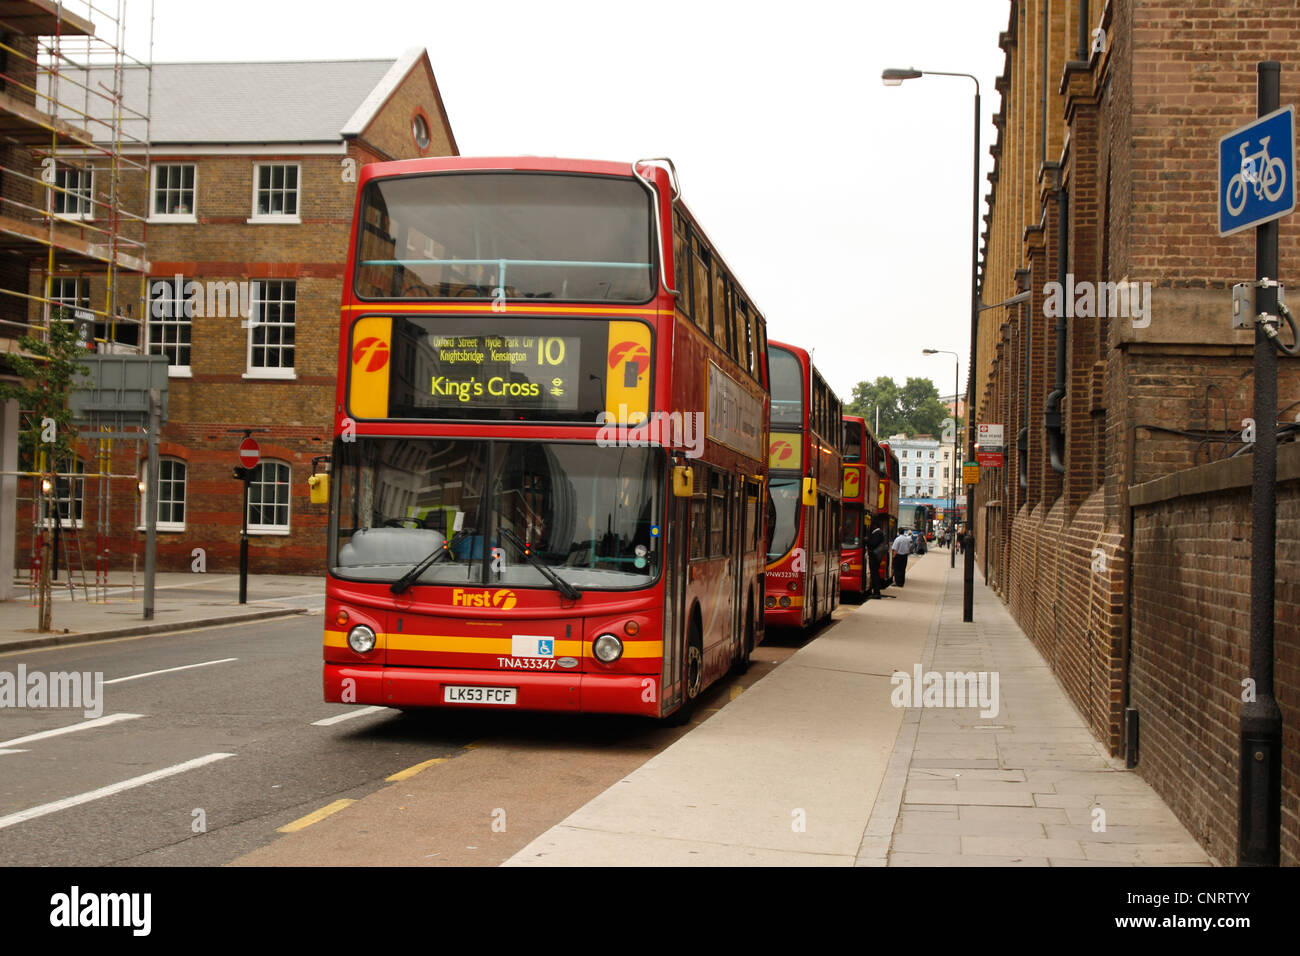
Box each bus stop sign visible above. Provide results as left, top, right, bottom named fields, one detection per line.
left=1219, top=105, right=1295, bottom=236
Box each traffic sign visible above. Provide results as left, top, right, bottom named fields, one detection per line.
left=962, top=462, right=980, bottom=485
left=977, top=450, right=1004, bottom=467
left=1219, top=105, right=1295, bottom=236
left=238, top=437, right=260, bottom=469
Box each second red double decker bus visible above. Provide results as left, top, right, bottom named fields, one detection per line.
left=763, top=341, right=842, bottom=630
left=320, top=156, right=769, bottom=723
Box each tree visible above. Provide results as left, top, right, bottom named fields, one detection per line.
left=847, top=375, right=964, bottom=439
left=0, top=317, right=91, bottom=631
left=847, top=377, right=904, bottom=436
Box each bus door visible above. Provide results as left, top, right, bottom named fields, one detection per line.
left=731, top=474, right=746, bottom=659
left=662, top=477, right=689, bottom=712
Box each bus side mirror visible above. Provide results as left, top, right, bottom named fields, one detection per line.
left=308, top=473, right=330, bottom=504
left=801, top=477, right=817, bottom=507
left=672, top=465, right=693, bottom=497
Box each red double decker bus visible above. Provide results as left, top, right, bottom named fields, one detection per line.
left=318, top=156, right=769, bottom=722
left=763, top=341, right=842, bottom=629
left=839, top=414, right=882, bottom=602
left=877, top=441, right=900, bottom=539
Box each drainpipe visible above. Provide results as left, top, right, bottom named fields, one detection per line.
left=1078, top=0, right=1090, bottom=61
left=1045, top=176, right=1067, bottom=474
left=1016, top=267, right=1032, bottom=490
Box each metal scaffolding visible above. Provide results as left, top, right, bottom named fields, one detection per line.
left=0, top=0, right=153, bottom=613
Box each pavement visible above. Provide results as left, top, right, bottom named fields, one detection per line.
left=0, top=572, right=323, bottom=652
left=1, top=555, right=1216, bottom=867
left=503, top=549, right=1217, bottom=867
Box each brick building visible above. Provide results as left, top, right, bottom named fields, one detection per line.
left=24, top=48, right=457, bottom=579
left=973, top=1, right=1299, bottom=864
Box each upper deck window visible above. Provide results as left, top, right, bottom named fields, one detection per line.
left=844, top=423, right=862, bottom=462
left=356, top=172, right=655, bottom=303
left=768, top=346, right=803, bottom=428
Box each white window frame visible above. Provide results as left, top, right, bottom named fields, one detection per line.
left=244, top=279, right=297, bottom=379
left=247, top=460, right=291, bottom=535
left=149, top=163, right=198, bottom=222
left=147, top=277, right=194, bottom=377
left=138, top=457, right=187, bottom=532
left=248, top=162, right=301, bottom=223
left=51, top=166, right=95, bottom=220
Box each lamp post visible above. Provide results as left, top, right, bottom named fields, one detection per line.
left=884, top=66, right=980, bottom=622
left=923, top=349, right=960, bottom=568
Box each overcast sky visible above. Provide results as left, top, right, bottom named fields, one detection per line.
left=131, top=0, right=1011, bottom=406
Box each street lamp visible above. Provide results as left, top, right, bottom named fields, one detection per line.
left=923, top=348, right=960, bottom=569
left=884, top=65, right=981, bottom=623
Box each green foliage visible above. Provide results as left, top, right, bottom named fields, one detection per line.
left=847, top=375, right=964, bottom=439
left=0, top=316, right=90, bottom=468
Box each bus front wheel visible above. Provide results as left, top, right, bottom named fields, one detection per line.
left=665, top=622, right=703, bottom=727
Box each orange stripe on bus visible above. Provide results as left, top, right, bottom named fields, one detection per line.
left=324, top=630, right=663, bottom=658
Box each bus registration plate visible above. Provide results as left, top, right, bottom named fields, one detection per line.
left=443, top=685, right=517, bottom=705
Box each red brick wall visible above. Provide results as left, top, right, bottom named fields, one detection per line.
left=1130, top=456, right=1300, bottom=866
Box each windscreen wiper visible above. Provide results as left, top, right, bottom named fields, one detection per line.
left=497, top=526, right=581, bottom=601
left=390, top=530, right=466, bottom=595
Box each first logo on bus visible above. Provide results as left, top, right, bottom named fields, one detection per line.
left=353, top=337, right=390, bottom=372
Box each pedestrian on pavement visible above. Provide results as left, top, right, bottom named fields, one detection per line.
left=891, top=528, right=914, bottom=587
left=866, top=527, right=888, bottom=598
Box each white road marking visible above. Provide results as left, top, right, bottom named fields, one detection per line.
left=311, top=705, right=387, bottom=726
left=0, top=713, right=145, bottom=750
left=0, top=752, right=235, bottom=830
left=103, top=658, right=238, bottom=685
left=0, top=749, right=28, bottom=756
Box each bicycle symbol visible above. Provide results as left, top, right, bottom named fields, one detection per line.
left=1226, top=135, right=1286, bottom=216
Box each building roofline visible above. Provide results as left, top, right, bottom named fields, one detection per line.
left=340, top=47, right=423, bottom=138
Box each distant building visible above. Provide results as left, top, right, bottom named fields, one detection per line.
left=888, top=433, right=958, bottom=504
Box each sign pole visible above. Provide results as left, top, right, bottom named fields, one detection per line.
left=229, top=428, right=266, bottom=606
left=1239, top=60, right=1283, bottom=867
left=239, top=478, right=249, bottom=605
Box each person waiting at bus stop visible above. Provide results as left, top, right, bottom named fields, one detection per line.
left=891, top=528, right=914, bottom=587
left=866, top=526, right=889, bottom=599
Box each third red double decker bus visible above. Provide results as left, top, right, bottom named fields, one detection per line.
left=764, top=341, right=842, bottom=629
left=319, top=156, right=769, bottom=724
left=877, top=441, right=900, bottom=539
left=839, top=414, right=882, bottom=602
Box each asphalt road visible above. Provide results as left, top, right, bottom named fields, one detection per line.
left=0, top=611, right=819, bottom=867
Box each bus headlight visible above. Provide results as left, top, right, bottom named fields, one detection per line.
left=841, top=562, right=851, bottom=573
left=779, top=596, right=792, bottom=608
left=347, top=625, right=377, bottom=654
left=593, top=633, right=623, bottom=663
left=764, top=596, right=776, bottom=608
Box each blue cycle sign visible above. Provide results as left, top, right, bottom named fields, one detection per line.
left=1219, top=105, right=1295, bottom=236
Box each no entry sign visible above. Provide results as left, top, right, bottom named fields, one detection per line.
left=238, top=437, right=260, bottom=469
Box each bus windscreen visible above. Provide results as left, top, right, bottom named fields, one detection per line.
left=355, top=172, right=655, bottom=303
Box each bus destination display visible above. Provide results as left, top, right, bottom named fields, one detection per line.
left=426, top=332, right=579, bottom=412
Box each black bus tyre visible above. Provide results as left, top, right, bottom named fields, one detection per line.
left=665, top=620, right=704, bottom=727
